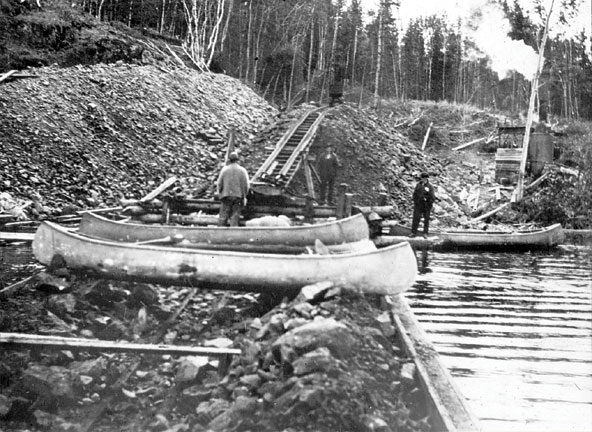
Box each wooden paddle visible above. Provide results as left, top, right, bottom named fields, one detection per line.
left=135, top=234, right=185, bottom=245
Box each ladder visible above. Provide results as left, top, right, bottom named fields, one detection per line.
left=250, top=108, right=326, bottom=196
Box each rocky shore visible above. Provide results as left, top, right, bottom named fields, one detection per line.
left=0, top=270, right=433, bottom=432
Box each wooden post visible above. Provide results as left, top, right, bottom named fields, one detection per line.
left=303, top=157, right=316, bottom=200
left=304, top=195, right=315, bottom=223
left=344, top=193, right=353, bottom=217
left=335, top=183, right=348, bottom=219
left=225, top=128, right=236, bottom=162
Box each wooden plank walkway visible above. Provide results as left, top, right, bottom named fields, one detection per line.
left=388, top=294, right=480, bottom=432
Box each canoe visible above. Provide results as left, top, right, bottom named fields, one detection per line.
left=387, top=223, right=564, bottom=250
left=78, top=212, right=369, bottom=247
left=32, top=221, right=417, bottom=295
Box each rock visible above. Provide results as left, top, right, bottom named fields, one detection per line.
left=0, top=394, right=11, bottom=417
left=272, top=317, right=357, bottom=359
left=195, top=398, right=231, bottom=426
left=175, top=356, right=210, bottom=385
left=375, top=311, right=395, bottom=336
left=69, top=358, right=108, bottom=380
left=32, top=273, right=71, bottom=294
left=292, top=347, right=334, bottom=375
left=22, top=365, right=75, bottom=404
left=94, top=318, right=130, bottom=341
left=128, top=283, right=159, bottom=307
left=361, top=414, right=393, bottom=432
left=400, top=362, right=416, bottom=387
left=45, top=294, right=77, bottom=319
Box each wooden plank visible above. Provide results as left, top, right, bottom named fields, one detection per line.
left=139, top=176, right=178, bottom=203
left=421, top=122, right=433, bottom=151
left=0, top=70, right=17, bottom=84
left=388, top=294, right=480, bottom=432
left=0, top=231, right=35, bottom=242
left=0, top=275, right=35, bottom=298
left=452, top=137, right=487, bottom=151
left=0, top=332, right=241, bottom=357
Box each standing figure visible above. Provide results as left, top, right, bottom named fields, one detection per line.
left=317, top=144, right=341, bottom=205
left=217, top=151, right=249, bottom=227
left=410, top=172, right=436, bottom=238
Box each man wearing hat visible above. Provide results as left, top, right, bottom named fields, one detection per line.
left=217, top=151, right=250, bottom=226
left=410, top=172, right=436, bottom=238
left=317, top=144, right=341, bottom=205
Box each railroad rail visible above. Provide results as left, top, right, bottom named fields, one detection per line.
left=250, top=108, right=326, bottom=196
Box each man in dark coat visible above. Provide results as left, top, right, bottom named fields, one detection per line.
left=217, top=151, right=250, bottom=226
left=410, top=172, right=436, bottom=238
left=317, top=144, right=341, bottom=205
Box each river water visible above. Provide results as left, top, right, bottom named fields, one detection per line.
left=407, top=245, right=592, bottom=432
left=1, top=243, right=591, bottom=431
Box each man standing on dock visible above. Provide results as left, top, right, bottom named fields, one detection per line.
left=410, top=172, right=436, bottom=238
left=317, top=144, right=341, bottom=205
left=217, top=151, right=250, bottom=227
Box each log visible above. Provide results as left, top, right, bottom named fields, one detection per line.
left=558, top=166, right=579, bottom=176
left=525, top=173, right=549, bottom=190
left=467, top=202, right=510, bottom=224
left=139, top=177, right=178, bottom=203
left=354, top=206, right=397, bottom=218
left=373, top=235, right=442, bottom=249
left=0, top=232, right=35, bottom=242
left=452, top=137, right=487, bottom=151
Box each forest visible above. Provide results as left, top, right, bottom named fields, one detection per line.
left=71, top=0, right=592, bottom=120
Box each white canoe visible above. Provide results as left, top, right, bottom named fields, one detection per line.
left=33, top=221, right=417, bottom=295
left=78, top=212, right=370, bottom=247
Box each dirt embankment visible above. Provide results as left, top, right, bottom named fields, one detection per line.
left=1, top=60, right=513, bottom=229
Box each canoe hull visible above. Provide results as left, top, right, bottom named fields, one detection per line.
left=387, top=223, right=564, bottom=250
left=438, top=223, right=564, bottom=249
left=79, top=212, right=369, bottom=247
left=33, top=222, right=417, bottom=295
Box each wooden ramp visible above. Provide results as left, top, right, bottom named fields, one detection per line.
left=250, top=108, right=326, bottom=196
left=388, top=294, right=480, bottom=432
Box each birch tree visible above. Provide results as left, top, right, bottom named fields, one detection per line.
left=181, top=0, right=227, bottom=71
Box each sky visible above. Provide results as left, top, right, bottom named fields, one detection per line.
left=355, top=0, right=592, bottom=78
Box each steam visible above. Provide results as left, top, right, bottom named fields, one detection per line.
left=465, top=1, right=539, bottom=79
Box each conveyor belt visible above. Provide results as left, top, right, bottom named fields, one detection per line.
left=250, top=108, right=326, bottom=196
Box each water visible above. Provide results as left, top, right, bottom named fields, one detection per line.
left=2, top=243, right=591, bottom=431
left=0, top=243, right=40, bottom=287
left=407, top=246, right=592, bottom=432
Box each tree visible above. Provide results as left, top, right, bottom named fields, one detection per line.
left=182, top=0, right=228, bottom=71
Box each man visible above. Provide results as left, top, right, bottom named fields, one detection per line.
left=217, top=151, right=249, bottom=227
left=410, top=172, right=436, bottom=238
left=317, top=144, right=341, bottom=205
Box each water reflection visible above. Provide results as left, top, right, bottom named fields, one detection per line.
left=407, top=245, right=592, bottom=432
left=0, top=243, right=39, bottom=288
